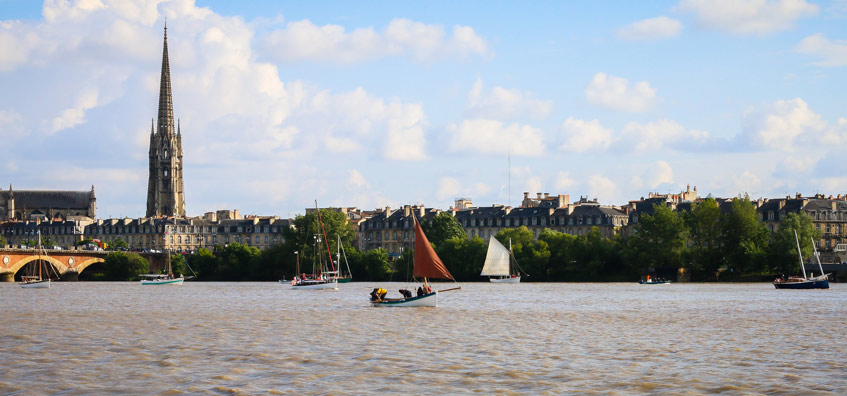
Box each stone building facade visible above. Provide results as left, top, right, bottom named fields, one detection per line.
left=146, top=25, right=186, bottom=218
left=358, top=205, right=440, bottom=256
left=0, top=185, right=96, bottom=221
left=758, top=194, right=847, bottom=263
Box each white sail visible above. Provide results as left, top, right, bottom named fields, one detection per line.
left=481, top=236, right=511, bottom=276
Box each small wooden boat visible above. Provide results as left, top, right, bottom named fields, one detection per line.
left=481, top=236, right=527, bottom=283
left=370, top=215, right=460, bottom=307
left=140, top=274, right=184, bottom=285
left=639, top=279, right=670, bottom=285
left=774, top=230, right=829, bottom=289
left=20, top=230, right=59, bottom=289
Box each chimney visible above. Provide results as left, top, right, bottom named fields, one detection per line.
left=778, top=200, right=786, bottom=210
left=523, top=192, right=529, bottom=199
left=419, top=207, right=424, bottom=217
left=544, top=193, right=549, bottom=198
left=536, top=193, right=542, bottom=199
left=404, top=205, right=411, bottom=217
left=385, top=206, right=391, bottom=214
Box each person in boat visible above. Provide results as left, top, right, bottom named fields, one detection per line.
left=370, top=288, right=380, bottom=301
left=399, top=289, right=412, bottom=299
left=424, top=285, right=432, bottom=294
left=417, top=286, right=424, bottom=296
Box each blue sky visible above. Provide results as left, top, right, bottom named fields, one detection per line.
left=1, top=0, right=846, bottom=218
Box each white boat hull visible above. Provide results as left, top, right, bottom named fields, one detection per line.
left=489, top=276, right=520, bottom=283
left=20, top=279, right=51, bottom=289
left=371, top=291, right=437, bottom=307
left=140, top=277, right=184, bottom=285
left=291, top=280, right=338, bottom=290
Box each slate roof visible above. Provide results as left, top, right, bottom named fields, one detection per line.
left=1, top=190, right=91, bottom=209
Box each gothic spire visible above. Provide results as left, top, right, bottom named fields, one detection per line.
left=157, top=24, right=174, bottom=137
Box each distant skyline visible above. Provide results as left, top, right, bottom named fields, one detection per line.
left=1, top=0, right=846, bottom=218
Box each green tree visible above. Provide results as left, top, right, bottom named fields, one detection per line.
left=436, top=235, right=487, bottom=281
left=111, top=238, right=129, bottom=250
left=191, top=248, right=216, bottom=280
left=0, top=234, right=6, bottom=246
left=169, top=252, right=187, bottom=277
left=421, top=212, right=466, bottom=247
left=103, top=251, right=149, bottom=281
left=283, top=209, right=356, bottom=269
left=348, top=248, right=392, bottom=281
left=628, top=203, right=688, bottom=272
left=684, top=198, right=724, bottom=278
left=721, top=196, right=769, bottom=276
left=538, top=229, right=577, bottom=281
left=767, top=212, right=819, bottom=276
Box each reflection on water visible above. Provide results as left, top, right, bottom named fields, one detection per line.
left=1, top=282, right=845, bottom=394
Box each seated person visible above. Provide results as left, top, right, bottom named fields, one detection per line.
left=399, top=289, right=412, bottom=298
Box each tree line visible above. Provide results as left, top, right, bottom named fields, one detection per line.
left=97, top=197, right=819, bottom=282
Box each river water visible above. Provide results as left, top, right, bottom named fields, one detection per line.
left=1, top=282, right=845, bottom=395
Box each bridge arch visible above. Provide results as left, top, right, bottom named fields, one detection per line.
left=8, top=255, right=68, bottom=276
left=74, top=257, right=106, bottom=274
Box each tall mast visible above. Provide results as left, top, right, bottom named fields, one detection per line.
left=315, top=200, right=335, bottom=272
left=811, top=237, right=825, bottom=278
left=794, top=230, right=807, bottom=279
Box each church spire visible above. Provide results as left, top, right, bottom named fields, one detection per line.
left=157, top=24, right=174, bottom=137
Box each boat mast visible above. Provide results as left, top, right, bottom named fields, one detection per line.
left=315, top=200, right=335, bottom=272
left=794, top=230, right=808, bottom=279
left=810, top=237, right=826, bottom=278
left=37, top=230, right=43, bottom=280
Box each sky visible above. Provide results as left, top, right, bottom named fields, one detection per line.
left=1, top=0, right=846, bottom=219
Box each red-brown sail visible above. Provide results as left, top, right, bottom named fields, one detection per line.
left=412, top=217, right=454, bottom=280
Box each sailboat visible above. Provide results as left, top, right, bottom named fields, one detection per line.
left=140, top=251, right=184, bottom=285
left=291, top=201, right=338, bottom=290
left=20, top=230, right=60, bottom=289
left=334, top=235, right=353, bottom=283
left=481, top=236, right=526, bottom=283
left=370, top=215, right=460, bottom=307
left=773, top=230, right=829, bottom=289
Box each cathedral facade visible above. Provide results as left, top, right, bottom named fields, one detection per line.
left=146, top=25, right=186, bottom=218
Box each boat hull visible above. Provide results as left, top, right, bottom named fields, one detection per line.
left=773, top=279, right=829, bottom=289
left=489, top=276, right=520, bottom=283
left=20, top=279, right=51, bottom=289
left=140, top=277, right=184, bottom=285
left=291, top=280, right=338, bottom=290
left=371, top=292, right=437, bottom=307
left=336, top=277, right=352, bottom=283
left=639, top=280, right=670, bottom=285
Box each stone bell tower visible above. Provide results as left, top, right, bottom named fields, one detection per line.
left=146, top=24, right=186, bottom=218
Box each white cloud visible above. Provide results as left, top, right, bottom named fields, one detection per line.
left=778, top=156, right=817, bottom=173
left=822, top=118, right=847, bottom=146
left=348, top=169, right=370, bottom=189
left=446, top=119, right=545, bottom=157
left=466, top=77, right=553, bottom=120
left=437, top=177, right=462, bottom=201
left=555, top=171, right=575, bottom=191
left=559, top=117, right=613, bottom=152
left=617, top=119, right=686, bottom=152
left=525, top=177, right=543, bottom=197
left=616, top=16, right=682, bottom=41
left=647, top=160, right=674, bottom=189
left=677, top=0, right=819, bottom=35
left=588, top=175, right=617, bottom=202
left=261, top=18, right=489, bottom=63
left=742, top=98, right=825, bottom=150
left=585, top=72, right=656, bottom=113
left=48, top=89, right=100, bottom=134
left=795, top=33, right=847, bottom=67
left=0, top=109, right=25, bottom=139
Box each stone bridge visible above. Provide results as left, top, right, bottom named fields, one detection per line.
left=0, top=248, right=168, bottom=282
